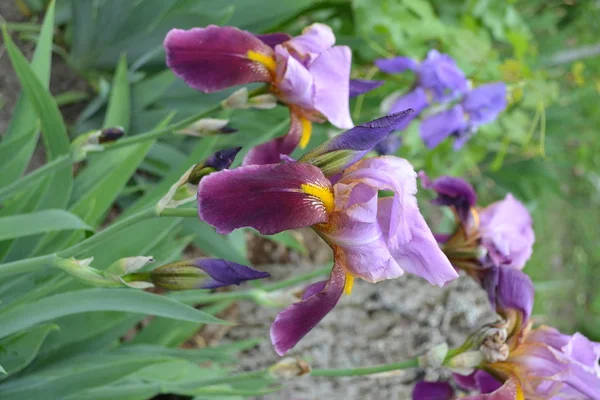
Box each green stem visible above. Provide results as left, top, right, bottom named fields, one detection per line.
left=122, top=272, right=151, bottom=282
left=159, top=207, right=198, bottom=218
left=102, top=104, right=222, bottom=151
left=0, top=154, right=72, bottom=202
left=310, top=357, right=420, bottom=377
left=0, top=254, right=57, bottom=279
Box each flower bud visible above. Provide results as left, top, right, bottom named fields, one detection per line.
left=149, top=259, right=270, bottom=291
left=104, top=256, right=155, bottom=289
left=176, top=119, right=237, bottom=137
left=70, top=127, right=125, bottom=161
left=268, top=357, right=311, bottom=380
left=298, top=111, right=413, bottom=176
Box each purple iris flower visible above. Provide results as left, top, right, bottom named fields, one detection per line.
left=420, top=82, right=507, bottom=150
left=414, top=277, right=600, bottom=400
left=197, top=113, right=458, bottom=355
left=420, top=173, right=534, bottom=273
left=374, top=132, right=402, bottom=155
left=376, top=50, right=468, bottom=132
left=165, top=24, right=382, bottom=164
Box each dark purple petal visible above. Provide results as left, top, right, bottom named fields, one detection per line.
left=454, top=371, right=503, bottom=394
left=461, top=379, right=520, bottom=400
left=256, top=32, right=292, bottom=48
left=164, top=25, right=273, bottom=93
left=418, top=171, right=477, bottom=226
left=483, top=267, right=534, bottom=323
left=196, top=259, right=270, bottom=288
left=388, top=88, right=430, bottom=131
left=243, top=110, right=303, bottom=166
left=412, top=381, right=454, bottom=400
left=418, top=50, right=468, bottom=102
left=375, top=56, right=419, bottom=74
left=270, top=262, right=345, bottom=355
left=309, top=45, right=353, bottom=128
left=375, top=133, right=402, bottom=155
left=462, top=83, right=507, bottom=126
left=198, top=162, right=332, bottom=235
left=479, top=194, right=534, bottom=270
left=349, top=79, right=384, bottom=98
left=420, top=105, right=467, bottom=149
left=298, top=111, right=415, bottom=176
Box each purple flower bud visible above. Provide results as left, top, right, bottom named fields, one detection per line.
left=150, top=259, right=270, bottom=290
left=188, top=147, right=242, bottom=184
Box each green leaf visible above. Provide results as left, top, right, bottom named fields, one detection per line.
left=0, top=210, right=93, bottom=241
left=1, top=0, right=55, bottom=185
left=0, top=324, right=59, bottom=379
left=0, top=364, right=6, bottom=374
left=0, top=288, right=227, bottom=340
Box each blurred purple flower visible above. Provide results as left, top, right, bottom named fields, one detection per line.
left=198, top=113, right=457, bottom=354
left=375, top=132, right=402, bottom=155
left=420, top=82, right=507, bottom=150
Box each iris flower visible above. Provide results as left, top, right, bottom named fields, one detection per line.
left=376, top=50, right=469, bottom=132
left=165, top=23, right=381, bottom=165
left=197, top=112, right=458, bottom=354
left=420, top=173, right=535, bottom=280
left=420, top=82, right=507, bottom=149
left=413, top=269, right=600, bottom=400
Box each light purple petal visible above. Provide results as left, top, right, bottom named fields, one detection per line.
left=349, top=79, right=385, bottom=98
left=483, top=267, right=534, bottom=323
left=164, top=26, right=273, bottom=93
left=375, top=56, right=419, bottom=74
left=198, top=162, right=331, bottom=235
left=412, top=381, right=454, bottom=400
left=309, top=46, right=353, bottom=128
left=275, top=46, right=314, bottom=109
left=334, top=157, right=458, bottom=286
left=298, top=111, right=415, bottom=176
left=285, top=23, right=336, bottom=61
left=462, top=83, right=507, bottom=126
left=243, top=110, right=303, bottom=166
left=418, top=49, right=468, bottom=102
left=388, top=87, right=430, bottom=131
left=196, top=259, right=270, bottom=288
left=270, top=262, right=345, bottom=355
left=420, top=105, right=467, bottom=149
left=479, top=194, right=534, bottom=270
left=418, top=171, right=477, bottom=226
left=256, top=32, right=292, bottom=48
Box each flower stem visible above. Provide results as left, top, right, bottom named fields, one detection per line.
left=159, top=207, right=198, bottom=218
left=309, top=357, right=420, bottom=377
left=0, top=254, right=58, bottom=279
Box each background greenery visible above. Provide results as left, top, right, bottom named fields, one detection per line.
left=0, top=0, right=598, bottom=398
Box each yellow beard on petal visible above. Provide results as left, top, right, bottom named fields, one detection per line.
left=301, top=183, right=334, bottom=214
left=298, top=117, right=313, bottom=149
left=246, top=50, right=277, bottom=74
left=343, top=273, right=354, bottom=295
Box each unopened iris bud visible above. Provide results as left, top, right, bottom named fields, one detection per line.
left=148, top=259, right=270, bottom=290
left=188, top=147, right=242, bottom=184
left=104, top=256, right=155, bottom=289
left=70, top=126, right=125, bottom=161
left=176, top=119, right=237, bottom=137
left=268, top=357, right=311, bottom=380
left=298, top=111, right=413, bottom=176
